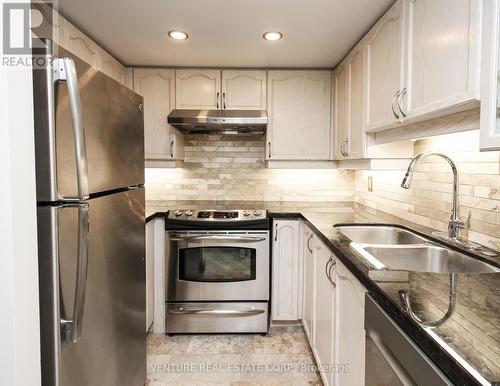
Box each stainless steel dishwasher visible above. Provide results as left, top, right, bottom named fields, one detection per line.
left=365, top=294, right=453, bottom=386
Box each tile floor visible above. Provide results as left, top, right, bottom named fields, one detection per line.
left=147, top=326, right=323, bottom=386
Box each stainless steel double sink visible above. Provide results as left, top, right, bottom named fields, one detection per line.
left=335, top=225, right=499, bottom=274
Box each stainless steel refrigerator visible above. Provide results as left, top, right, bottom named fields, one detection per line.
left=33, top=40, right=146, bottom=386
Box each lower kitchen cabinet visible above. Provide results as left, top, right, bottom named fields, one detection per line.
left=335, top=259, right=368, bottom=386
left=145, top=220, right=156, bottom=332
left=302, top=226, right=315, bottom=340
left=300, top=225, right=368, bottom=386
left=145, top=217, right=166, bottom=333
left=272, top=220, right=301, bottom=320
left=312, top=240, right=336, bottom=386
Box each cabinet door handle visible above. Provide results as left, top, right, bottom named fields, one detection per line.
left=307, top=234, right=313, bottom=253
left=325, top=256, right=332, bottom=277
left=341, top=138, right=348, bottom=157
left=344, top=138, right=349, bottom=157
left=222, top=92, right=226, bottom=109
left=216, top=92, right=220, bottom=109
left=274, top=223, right=278, bottom=242
left=170, top=139, right=174, bottom=158
left=326, top=255, right=336, bottom=287
left=398, top=88, right=407, bottom=119
left=391, top=90, right=401, bottom=120
left=268, top=142, right=271, bottom=158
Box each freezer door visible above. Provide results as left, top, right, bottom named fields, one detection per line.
left=37, top=188, right=146, bottom=386
left=33, top=41, right=144, bottom=201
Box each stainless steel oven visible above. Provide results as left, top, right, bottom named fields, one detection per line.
left=166, top=230, right=270, bottom=301
left=164, top=209, right=270, bottom=334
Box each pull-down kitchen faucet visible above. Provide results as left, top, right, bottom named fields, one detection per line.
left=401, top=152, right=472, bottom=244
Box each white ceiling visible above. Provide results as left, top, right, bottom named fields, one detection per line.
left=59, top=0, right=394, bottom=68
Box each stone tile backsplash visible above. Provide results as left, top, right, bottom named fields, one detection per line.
left=145, top=134, right=354, bottom=202
left=355, top=130, right=500, bottom=249
left=145, top=130, right=500, bottom=250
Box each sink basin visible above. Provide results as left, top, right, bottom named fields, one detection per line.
left=363, top=245, right=500, bottom=274
left=336, top=224, right=500, bottom=273
left=335, top=225, right=428, bottom=245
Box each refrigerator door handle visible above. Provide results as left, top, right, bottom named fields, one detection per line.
left=54, top=57, right=90, bottom=201
left=61, top=203, right=90, bottom=343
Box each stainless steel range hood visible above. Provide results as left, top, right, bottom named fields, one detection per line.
left=167, top=109, right=267, bottom=135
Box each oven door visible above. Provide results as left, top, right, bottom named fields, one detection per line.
left=166, top=231, right=270, bottom=301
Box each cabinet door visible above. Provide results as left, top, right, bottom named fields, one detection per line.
left=333, top=63, right=349, bottom=160
left=272, top=220, right=300, bottom=320
left=404, top=0, right=481, bottom=119
left=145, top=220, right=155, bottom=331
left=61, top=19, right=100, bottom=69
left=365, top=0, right=405, bottom=131
left=480, top=0, right=500, bottom=151
left=175, top=69, right=221, bottom=109
left=267, top=71, right=331, bottom=160
left=302, top=227, right=315, bottom=340
left=99, top=49, right=126, bottom=85
left=221, top=70, right=267, bottom=110
left=134, top=69, right=180, bottom=160
left=347, top=47, right=365, bottom=159
left=335, top=260, right=367, bottom=386
left=312, top=242, right=335, bottom=386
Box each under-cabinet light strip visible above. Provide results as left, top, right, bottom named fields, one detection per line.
left=424, top=326, right=491, bottom=385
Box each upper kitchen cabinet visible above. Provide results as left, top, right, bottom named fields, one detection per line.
left=365, top=0, right=405, bottom=132
left=403, top=0, right=481, bottom=120
left=334, top=46, right=365, bottom=160
left=221, top=70, right=267, bottom=110
left=134, top=69, right=184, bottom=163
left=60, top=18, right=101, bottom=69
left=347, top=47, right=365, bottom=159
left=175, top=69, right=221, bottom=109
left=267, top=71, right=332, bottom=160
left=480, top=0, right=500, bottom=151
left=99, top=48, right=127, bottom=85
left=333, top=62, right=350, bottom=160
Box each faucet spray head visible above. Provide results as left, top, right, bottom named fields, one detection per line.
left=401, top=172, right=412, bottom=189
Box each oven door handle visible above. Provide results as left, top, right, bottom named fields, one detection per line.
left=169, top=235, right=267, bottom=242
left=168, top=307, right=265, bottom=316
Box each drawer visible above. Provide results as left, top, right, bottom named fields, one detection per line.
left=166, top=302, right=269, bottom=333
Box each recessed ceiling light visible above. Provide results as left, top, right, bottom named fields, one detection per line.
left=263, top=31, right=283, bottom=41
left=168, top=30, right=188, bottom=40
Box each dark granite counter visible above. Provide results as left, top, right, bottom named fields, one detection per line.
left=146, top=200, right=500, bottom=386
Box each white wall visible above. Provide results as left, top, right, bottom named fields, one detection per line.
left=0, top=1, right=41, bottom=385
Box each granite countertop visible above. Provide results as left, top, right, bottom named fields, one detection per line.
left=146, top=200, right=500, bottom=386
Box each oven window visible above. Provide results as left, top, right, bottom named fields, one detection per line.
left=179, top=247, right=256, bottom=282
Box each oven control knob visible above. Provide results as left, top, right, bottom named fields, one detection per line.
left=185, top=210, right=193, bottom=217
left=243, top=210, right=250, bottom=217
left=254, top=211, right=261, bottom=217
left=174, top=210, right=183, bottom=217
